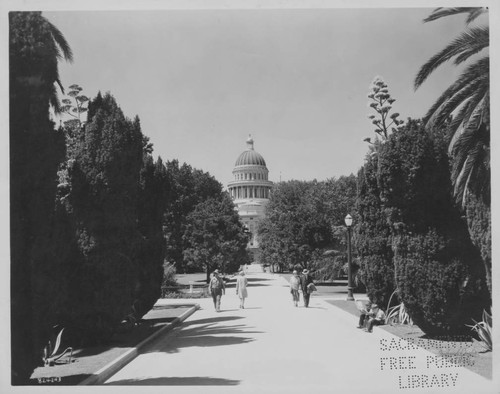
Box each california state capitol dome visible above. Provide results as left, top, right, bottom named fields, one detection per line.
left=228, top=135, right=273, bottom=263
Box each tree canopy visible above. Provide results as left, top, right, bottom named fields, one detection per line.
left=258, top=177, right=357, bottom=276
left=163, top=160, right=225, bottom=272
left=183, top=194, right=250, bottom=282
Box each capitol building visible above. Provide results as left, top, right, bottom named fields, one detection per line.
left=228, top=135, right=273, bottom=263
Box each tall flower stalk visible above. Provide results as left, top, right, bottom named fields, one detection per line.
left=366, top=77, right=404, bottom=141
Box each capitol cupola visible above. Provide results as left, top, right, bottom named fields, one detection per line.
left=228, top=134, right=273, bottom=205
left=228, top=135, right=274, bottom=259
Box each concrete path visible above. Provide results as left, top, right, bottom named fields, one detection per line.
left=104, top=273, right=495, bottom=393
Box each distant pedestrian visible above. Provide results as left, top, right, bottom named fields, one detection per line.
left=235, top=271, right=248, bottom=309
left=208, top=269, right=226, bottom=312
left=300, top=269, right=315, bottom=308
left=289, top=270, right=301, bottom=307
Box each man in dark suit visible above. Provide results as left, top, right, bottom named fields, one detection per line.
left=300, top=269, right=314, bottom=308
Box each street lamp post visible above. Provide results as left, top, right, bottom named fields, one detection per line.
left=344, top=214, right=355, bottom=301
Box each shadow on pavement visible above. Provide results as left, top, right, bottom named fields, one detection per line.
left=247, top=283, right=271, bottom=287
left=246, top=278, right=274, bottom=282
left=145, top=320, right=262, bottom=354
left=72, top=321, right=168, bottom=359
left=224, top=281, right=271, bottom=288
left=183, top=316, right=244, bottom=326
left=139, top=317, right=177, bottom=325
left=153, top=304, right=197, bottom=310
left=106, top=376, right=240, bottom=385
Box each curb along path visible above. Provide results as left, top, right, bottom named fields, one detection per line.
left=103, top=273, right=495, bottom=393
left=80, top=304, right=199, bottom=385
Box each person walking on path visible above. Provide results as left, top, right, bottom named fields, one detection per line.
left=289, top=270, right=301, bottom=307
left=300, top=269, right=314, bottom=308
left=208, top=269, right=225, bottom=312
left=235, top=270, right=248, bottom=309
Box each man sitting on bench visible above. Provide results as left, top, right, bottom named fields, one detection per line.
left=364, top=303, right=385, bottom=333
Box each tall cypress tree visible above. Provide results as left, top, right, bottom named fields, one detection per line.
left=379, top=120, right=489, bottom=336
left=60, top=92, right=144, bottom=344
left=354, top=151, right=395, bottom=306
left=131, top=155, right=168, bottom=320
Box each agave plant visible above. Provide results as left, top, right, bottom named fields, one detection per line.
left=386, top=303, right=413, bottom=326
left=43, top=327, right=73, bottom=366
left=466, top=310, right=492, bottom=351
left=384, top=290, right=413, bottom=325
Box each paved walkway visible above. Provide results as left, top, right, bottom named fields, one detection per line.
left=104, top=273, right=495, bottom=393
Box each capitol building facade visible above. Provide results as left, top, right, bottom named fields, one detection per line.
left=228, top=135, right=273, bottom=263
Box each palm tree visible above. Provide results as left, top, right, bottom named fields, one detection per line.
left=414, top=7, right=489, bottom=207
left=10, top=12, right=73, bottom=384
left=10, top=11, right=73, bottom=113
left=415, top=7, right=491, bottom=299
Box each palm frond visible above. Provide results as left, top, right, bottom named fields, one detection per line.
left=452, top=127, right=488, bottom=206
left=447, top=101, right=473, bottom=150
left=442, top=84, right=488, bottom=129
left=466, top=8, right=489, bottom=24
left=423, top=7, right=486, bottom=24
left=462, top=95, right=488, bottom=133
left=423, top=56, right=488, bottom=125
left=419, top=7, right=490, bottom=206
left=451, top=93, right=488, bottom=152
left=45, top=18, right=73, bottom=62
left=448, top=92, right=488, bottom=158
left=452, top=132, right=481, bottom=179
left=426, top=75, right=488, bottom=128
left=454, top=27, right=489, bottom=65
left=49, top=83, right=62, bottom=114
left=456, top=144, right=482, bottom=206
left=453, top=156, right=471, bottom=206
left=415, top=27, right=489, bottom=89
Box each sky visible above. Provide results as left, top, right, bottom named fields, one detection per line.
left=38, top=5, right=491, bottom=187
left=0, top=2, right=488, bottom=190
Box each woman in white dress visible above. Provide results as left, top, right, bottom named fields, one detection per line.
left=235, top=271, right=248, bottom=309
left=289, top=270, right=301, bottom=307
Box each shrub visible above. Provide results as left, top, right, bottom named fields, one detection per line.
left=464, top=192, right=491, bottom=296
left=379, top=120, right=490, bottom=336
left=394, top=230, right=489, bottom=336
